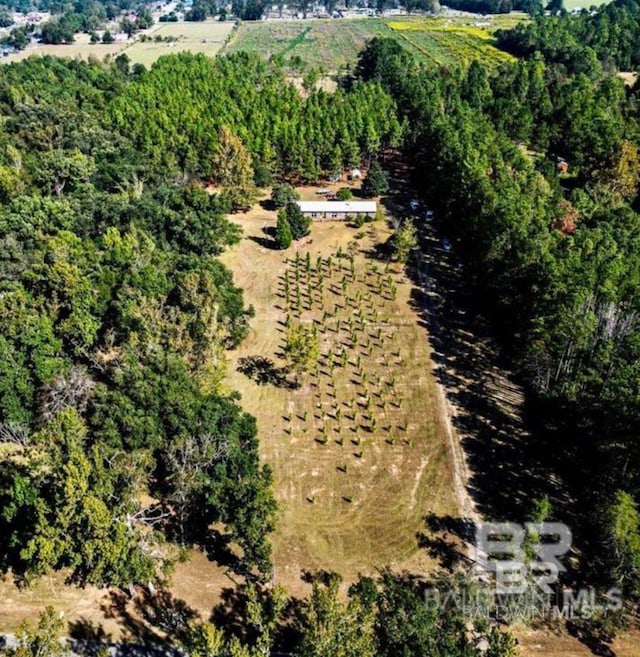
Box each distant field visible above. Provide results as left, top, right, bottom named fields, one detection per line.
left=562, top=0, right=612, bottom=9
left=2, top=14, right=523, bottom=70
left=224, top=19, right=389, bottom=70
left=123, top=20, right=234, bottom=67
left=1, top=32, right=127, bottom=64
left=1, top=21, right=233, bottom=68
left=224, top=15, right=521, bottom=71
left=386, top=18, right=517, bottom=67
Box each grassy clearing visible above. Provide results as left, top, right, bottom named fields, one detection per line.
left=562, top=0, right=612, bottom=9
left=123, top=21, right=234, bottom=67
left=0, top=194, right=457, bottom=628
left=1, top=21, right=234, bottom=68
left=1, top=33, right=127, bottom=64
left=224, top=15, right=520, bottom=71
left=219, top=189, right=458, bottom=592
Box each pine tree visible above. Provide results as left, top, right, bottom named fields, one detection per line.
left=361, top=160, right=389, bottom=198
left=211, top=126, right=256, bottom=210
left=286, top=201, right=311, bottom=240
left=275, top=210, right=293, bottom=249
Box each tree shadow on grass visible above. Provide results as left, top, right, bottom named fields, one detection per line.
left=416, top=513, right=476, bottom=572
left=248, top=234, right=280, bottom=250
left=406, top=224, right=559, bottom=525
left=67, top=618, right=112, bottom=657
left=99, top=588, right=197, bottom=649
left=259, top=199, right=277, bottom=212
left=237, top=356, right=296, bottom=389
left=567, top=620, right=617, bottom=657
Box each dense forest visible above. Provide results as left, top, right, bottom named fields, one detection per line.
left=497, top=0, right=640, bottom=72
left=355, top=4, right=640, bottom=604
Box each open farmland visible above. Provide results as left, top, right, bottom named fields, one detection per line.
left=1, top=32, right=127, bottom=63
left=1, top=21, right=234, bottom=67
left=2, top=15, right=517, bottom=70
left=224, top=19, right=391, bottom=70
left=122, top=20, right=234, bottom=67
left=387, top=19, right=516, bottom=67
left=224, top=15, right=520, bottom=71
left=562, top=0, right=612, bottom=9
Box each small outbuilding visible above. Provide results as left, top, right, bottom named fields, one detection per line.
left=296, top=200, right=377, bottom=221
left=349, top=168, right=362, bottom=180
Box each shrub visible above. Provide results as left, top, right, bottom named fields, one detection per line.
left=254, top=162, right=273, bottom=187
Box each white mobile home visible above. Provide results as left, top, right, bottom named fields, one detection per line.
left=296, top=200, right=377, bottom=221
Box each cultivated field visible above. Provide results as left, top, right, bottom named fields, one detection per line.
left=219, top=187, right=458, bottom=593
left=223, top=15, right=520, bottom=71
left=224, top=19, right=390, bottom=70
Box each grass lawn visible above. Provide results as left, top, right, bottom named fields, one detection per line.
left=224, top=15, right=522, bottom=72
left=123, top=21, right=234, bottom=67
left=218, top=187, right=458, bottom=593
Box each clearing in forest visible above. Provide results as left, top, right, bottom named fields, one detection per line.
left=219, top=189, right=458, bottom=594
left=122, top=21, right=234, bottom=67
